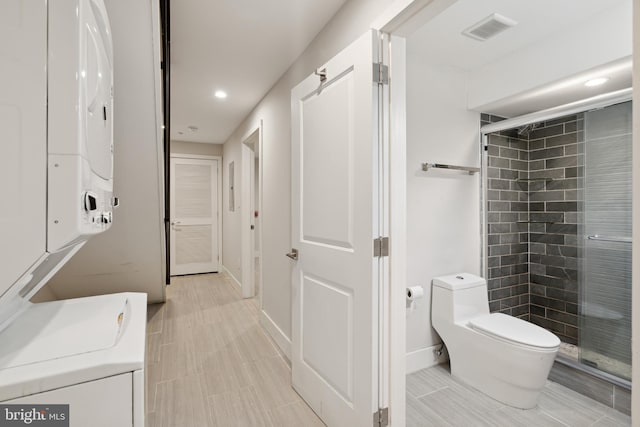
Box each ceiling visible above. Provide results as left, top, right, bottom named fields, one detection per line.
left=170, top=0, right=348, bottom=144
left=409, top=0, right=631, bottom=116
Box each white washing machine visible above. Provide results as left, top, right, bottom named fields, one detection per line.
left=0, top=0, right=145, bottom=425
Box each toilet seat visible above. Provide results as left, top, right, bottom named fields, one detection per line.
left=469, top=313, right=561, bottom=350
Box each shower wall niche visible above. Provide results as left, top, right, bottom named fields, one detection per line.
left=483, top=113, right=582, bottom=344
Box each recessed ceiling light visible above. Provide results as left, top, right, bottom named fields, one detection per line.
left=214, top=90, right=228, bottom=99
left=584, top=77, right=609, bottom=87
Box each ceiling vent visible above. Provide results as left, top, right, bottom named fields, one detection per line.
left=462, top=13, right=517, bottom=41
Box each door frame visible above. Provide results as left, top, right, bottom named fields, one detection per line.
left=371, top=1, right=458, bottom=426
left=241, top=122, right=263, bottom=299
left=373, top=0, right=640, bottom=425
left=169, top=153, right=222, bottom=276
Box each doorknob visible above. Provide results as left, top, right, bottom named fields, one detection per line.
left=285, top=248, right=298, bottom=260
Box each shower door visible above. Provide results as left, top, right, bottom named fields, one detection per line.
left=579, top=101, right=632, bottom=381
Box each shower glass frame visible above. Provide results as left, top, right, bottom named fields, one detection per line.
left=479, top=89, right=632, bottom=387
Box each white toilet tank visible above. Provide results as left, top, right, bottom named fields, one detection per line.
left=432, top=273, right=490, bottom=325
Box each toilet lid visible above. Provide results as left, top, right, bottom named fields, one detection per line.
left=469, top=313, right=561, bottom=349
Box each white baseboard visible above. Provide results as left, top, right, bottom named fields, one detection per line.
left=260, top=310, right=291, bottom=362
left=220, top=264, right=242, bottom=290
left=406, top=343, right=448, bottom=374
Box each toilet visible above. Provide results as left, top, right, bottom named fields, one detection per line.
left=431, top=273, right=560, bottom=409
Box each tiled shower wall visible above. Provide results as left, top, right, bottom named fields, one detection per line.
left=483, top=115, right=530, bottom=320
left=483, top=114, right=583, bottom=344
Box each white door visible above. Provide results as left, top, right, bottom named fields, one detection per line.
left=291, top=30, right=383, bottom=426
left=170, top=157, right=220, bottom=275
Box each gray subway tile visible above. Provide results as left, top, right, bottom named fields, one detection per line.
left=530, top=314, right=566, bottom=335
left=500, top=190, right=520, bottom=201
left=531, top=274, right=567, bottom=288
left=530, top=190, right=565, bottom=202
left=546, top=201, right=578, bottom=212
left=510, top=159, right=528, bottom=171
left=500, top=147, right=520, bottom=159
left=565, top=121, right=578, bottom=133
left=500, top=212, right=518, bottom=222
left=530, top=233, right=565, bottom=244
left=509, top=139, right=528, bottom=151
left=530, top=283, right=546, bottom=296
left=489, top=244, right=511, bottom=256
left=546, top=115, right=577, bottom=126
left=530, top=243, right=546, bottom=254
left=546, top=132, right=577, bottom=147
left=491, top=288, right=511, bottom=299
left=546, top=156, right=577, bottom=169
left=530, top=146, right=564, bottom=160
left=490, top=156, right=510, bottom=168
left=529, top=139, right=545, bottom=150
left=499, top=168, right=519, bottom=180
left=546, top=308, right=577, bottom=326
left=529, top=124, right=564, bottom=139
left=489, top=223, right=511, bottom=233
left=530, top=168, right=565, bottom=180
left=510, top=201, right=528, bottom=211
left=500, top=233, right=520, bottom=244
left=547, top=178, right=577, bottom=190
left=546, top=223, right=577, bottom=234
left=490, top=179, right=510, bottom=190
left=513, top=264, right=528, bottom=274
left=530, top=263, right=546, bottom=275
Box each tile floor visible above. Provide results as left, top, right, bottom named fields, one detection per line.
left=407, top=364, right=632, bottom=427
left=147, top=272, right=632, bottom=427
left=145, top=272, right=324, bottom=427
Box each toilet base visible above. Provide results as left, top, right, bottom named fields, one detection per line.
left=451, top=362, right=544, bottom=409
left=447, top=332, right=558, bottom=409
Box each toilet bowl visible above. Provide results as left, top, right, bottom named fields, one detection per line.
left=431, top=273, right=560, bottom=409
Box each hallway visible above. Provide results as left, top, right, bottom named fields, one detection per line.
left=145, top=273, right=324, bottom=426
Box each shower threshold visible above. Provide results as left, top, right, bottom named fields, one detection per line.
left=551, top=345, right=631, bottom=415
left=556, top=342, right=631, bottom=390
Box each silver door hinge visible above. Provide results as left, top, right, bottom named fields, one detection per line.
left=373, top=237, right=389, bottom=257
left=373, top=62, right=389, bottom=85
left=373, top=407, right=389, bottom=427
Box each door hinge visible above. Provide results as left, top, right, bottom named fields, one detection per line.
left=373, top=407, right=389, bottom=427
left=373, top=62, right=389, bottom=85
left=373, top=237, right=389, bottom=257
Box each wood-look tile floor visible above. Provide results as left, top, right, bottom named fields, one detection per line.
left=145, top=272, right=325, bottom=427
left=407, top=364, right=632, bottom=427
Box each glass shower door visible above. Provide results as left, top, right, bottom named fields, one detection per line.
left=579, top=101, right=632, bottom=381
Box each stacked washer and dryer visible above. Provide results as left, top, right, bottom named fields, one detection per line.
left=0, top=1, right=145, bottom=426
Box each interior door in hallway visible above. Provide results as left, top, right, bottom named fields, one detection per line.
left=290, top=30, right=383, bottom=427
left=170, top=157, right=220, bottom=275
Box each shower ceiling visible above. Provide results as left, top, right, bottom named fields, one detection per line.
left=410, top=0, right=631, bottom=117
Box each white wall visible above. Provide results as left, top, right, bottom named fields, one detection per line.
left=405, top=50, right=482, bottom=372
left=41, top=0, right=165, bottom=303
left=468, top=0, right=632, bottom=111
left=171, top=140, right=222, bottom=157
left=221, top=0, right=397, bottom=352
